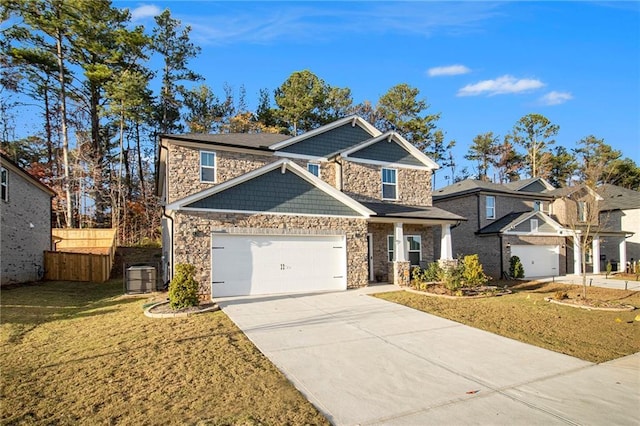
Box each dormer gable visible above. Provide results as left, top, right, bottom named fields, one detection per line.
left=270, top=115, right=381, bottom=160
left=341, top=131, right=439, bottom=170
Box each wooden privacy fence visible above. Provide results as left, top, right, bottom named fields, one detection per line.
left=44, top=228, right=117, bottom=282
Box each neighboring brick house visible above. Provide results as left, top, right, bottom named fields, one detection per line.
left=595, top=184, right=639, bottom=270
left=0, top=152, right=55, bottom=285
left=157, top=115, right=464, bottom=298
left=432, top=177, right=634, bottom=278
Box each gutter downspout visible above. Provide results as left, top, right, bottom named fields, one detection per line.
left=162, top=210, right=174, bottom=286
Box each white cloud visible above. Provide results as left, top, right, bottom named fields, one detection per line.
left=130, top=5, right=162, bottom=21
left=457, top=75, right=545, bottom=96
left=428, top=65, right=471, bottom=77
left=539, top=91, right=573, bottom=105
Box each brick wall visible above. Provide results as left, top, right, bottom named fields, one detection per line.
left=172, top=211, right=369, bottom=297
left=1, top=166, right=51, bottom=285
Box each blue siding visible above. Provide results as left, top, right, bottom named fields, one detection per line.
left=349, top=140, right=423, bottom=167
left=186, top=169, right=360, bottom=216
left=279, top=123, right=373, bottom=157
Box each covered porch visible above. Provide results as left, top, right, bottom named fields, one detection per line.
left=569, top=230, right=631, bottom=275
left=361, top=202, right=465, bottom=286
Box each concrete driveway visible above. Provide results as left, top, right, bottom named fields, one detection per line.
left=217, top=285, right=639, bottom=425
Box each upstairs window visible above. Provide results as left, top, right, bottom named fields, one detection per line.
left=200, top=151, right=216, bottom=183
left=578, top=201, right=587, bottom=222
left=1, top=167, right=7, bottom=201
left=486, top=195, right=495, bottom=219
left=534, top=200, right=542, bottom=211
left=382, top=168, right=397, bottom=200
left=530, top=219, right=539, bottom=233
left=307, top=163, right=320, bottom=177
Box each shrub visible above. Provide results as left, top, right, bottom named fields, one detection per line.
left=554, top=290, right=568, bottom=300
left=461, top=254, right=488, bottom=286
left=442, top=260, right=464, bottom=292
left=509, top=255, right=525, bottom=279
left=168, top=263, right=200, bottom=310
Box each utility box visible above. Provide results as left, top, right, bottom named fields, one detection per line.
left=126, top=266, right=157, bottom=293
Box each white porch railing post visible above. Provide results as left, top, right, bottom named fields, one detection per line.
left=394, top=222, right=405, bottom=262
left=573, top=233, right=582, bottom=275
left=592, top=235, right=601, bottom=274
left=440, top=224, right=453, bottom=260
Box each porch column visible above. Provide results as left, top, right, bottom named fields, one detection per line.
left=573, top=233, right=582, bottom=275
left=592, top=236, right=601, bottom=274
left=619, top=238, right=627, bottom=273
left=440, top=224, right=453, bottom=260
left=394, top=222, right=405, bottom=261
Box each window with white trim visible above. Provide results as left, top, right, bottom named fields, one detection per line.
left=578, top=201, right=587, bottom=222
left=530, top=219, right=538, bottom=233
left=1, top=167, right=7, bottom=201
left=307, top=163, right=320, bottom=177
left=382, top=168, right=397, bottom=200
left=387, top=235, right=422, bottom=266
left=534, top=200, right=542, bottom=211
left=200, top=151, right=216, bottom=183
left=486, top=195, right=495, bottom=219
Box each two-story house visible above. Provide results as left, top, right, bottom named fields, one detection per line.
left=157, top=115, right=465, bottom=298
left=1, top=152, right=55, bottom=285
left=432, top=177, right=634, bottom=279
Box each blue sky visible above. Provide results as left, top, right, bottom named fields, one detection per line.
left=43, top=2, right=640, bottom=186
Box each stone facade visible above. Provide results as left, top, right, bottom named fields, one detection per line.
left=368, top=222, right=435, bottom=282
left=388, top=261, right=410, bottom=286
left=0, top=162, right=52, bottom=285
left=172, top=211, right=368, bottom=297
left=341, top=161, right=432, bottom=205
left=166, top=144, right=275, bottom=204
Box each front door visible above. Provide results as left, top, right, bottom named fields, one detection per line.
left=367, top=233, right=374, bottom=281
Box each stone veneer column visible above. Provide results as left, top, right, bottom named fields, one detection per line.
left=388, top=261, right=410, bottom=287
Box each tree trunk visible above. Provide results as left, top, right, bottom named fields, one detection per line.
left=55, top=26, right=73, bottom=228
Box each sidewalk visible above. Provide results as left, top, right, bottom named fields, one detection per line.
left=538, top=274, right=640, bottom=291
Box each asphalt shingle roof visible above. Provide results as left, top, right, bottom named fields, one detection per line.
left=598, top=184, right=640, bottom=211
left=163, top=133, right=290, bottom=150
left=361, top=202, right=466, bottom=221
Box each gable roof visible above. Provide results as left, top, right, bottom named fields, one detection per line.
left=546, top=184, right=603, bottom=201
left=503, top=177, right=554, bottom=193
left=341, top=132, right=439, bottom=170
left=0, top=152, right=55, bottom=197
left=598, top=184, right=640, bottom=211
left=167, top=159, right=374, bottom=218
left=162, top=132, right=290, bottom=151
left=433, top=179, right=554, bottom=200
left=270, top=115, right=381, bottom=159
left=478, top=211, right=566, bottom=235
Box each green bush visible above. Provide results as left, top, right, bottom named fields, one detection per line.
left=441, top=261, right=464, bottom=292
left=509, top=255, right=525, bottom=279
left=168, top=263, right=200, bottom=310
left=461, top=254, right=488, bottom=286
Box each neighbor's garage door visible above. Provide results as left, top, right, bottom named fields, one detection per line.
left=211, top=234, right=347, bottom=297
left=510, top=245, right=559, bottom=277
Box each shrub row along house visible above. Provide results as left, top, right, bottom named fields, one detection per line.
left=157, top=116, right=465, bottom=298
left=158, top=115, right=638, bottom=299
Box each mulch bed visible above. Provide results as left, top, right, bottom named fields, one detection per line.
left=407, top=282, right=512, bottom=299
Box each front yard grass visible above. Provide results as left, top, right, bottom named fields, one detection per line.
left=375, top=281, right=640, bottom=363
left=1, top=280, right=328, bottom=425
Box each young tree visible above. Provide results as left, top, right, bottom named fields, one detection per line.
left=182, top=84, right=222, bottom=133
left=509, top=113, right=559, bottom=178
left=273, top=70, right=327, bottom=135
left=465, top=132, right=499, bottom=181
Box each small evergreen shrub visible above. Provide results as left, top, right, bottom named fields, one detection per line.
left=509, top=255, right=525, bottom=279
left=423, top=262, right=444, bottom=282
left=169, top=263, right=199, bottom=310
left=461, top=254, right=488, bottom=286
left=442, top=260, right=464, bottom=292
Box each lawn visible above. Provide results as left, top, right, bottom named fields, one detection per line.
left=1, top=280, right=328, bottom=425
left=375, top=281, right=640, bottom=363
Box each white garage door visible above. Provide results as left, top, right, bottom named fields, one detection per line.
left=510, top=245, right=559, bottom=277
left=211, top=234, right=347, bottom=297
